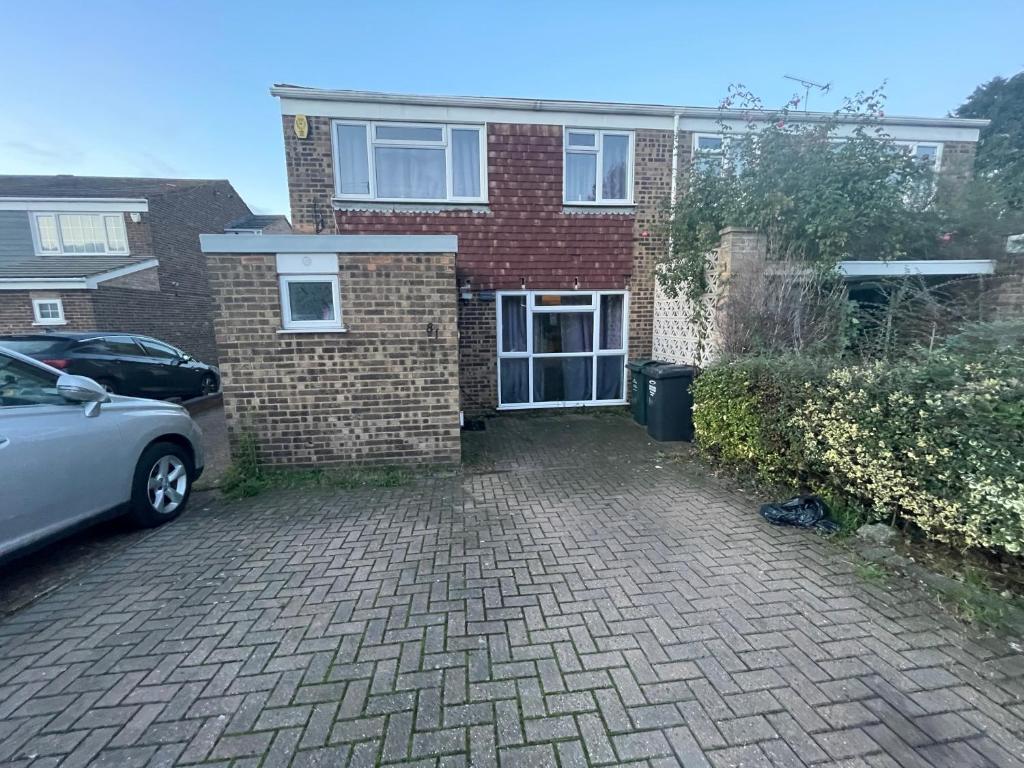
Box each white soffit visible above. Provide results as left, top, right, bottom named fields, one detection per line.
left=839, top=259, right=995, bottom=278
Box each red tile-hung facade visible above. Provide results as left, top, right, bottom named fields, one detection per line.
left=281, top=115, right=673, bottom=413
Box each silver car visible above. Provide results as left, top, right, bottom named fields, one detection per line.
left=0, top=347, right=204, bottom=560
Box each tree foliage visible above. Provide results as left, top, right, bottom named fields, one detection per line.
left=955, top=71, right=1024, bottom=210
left=659, top=85, right=938, bottom=304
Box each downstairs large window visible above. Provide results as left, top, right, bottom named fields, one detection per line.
left=497, top=291, right=628, bottom=409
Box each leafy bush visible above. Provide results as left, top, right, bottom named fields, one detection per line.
left=692, top=356, right=830, bottom=484
left=693, top=328, right=1024, bottom=554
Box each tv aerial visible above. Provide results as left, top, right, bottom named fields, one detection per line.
left=783, top=75, right=832, bottom=111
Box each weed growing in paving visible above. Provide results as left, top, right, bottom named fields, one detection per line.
left=221, top=432, right=410, bottom=499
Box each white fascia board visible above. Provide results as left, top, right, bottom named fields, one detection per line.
left=678, top=118, right=981, bottom=143
left=279, top=96, right=672, bottom=130
left=201, top=233, right=458, bottom=254
left=85, top=258, right=160, bottom=288
left=273, top=86, right=988, bottom=139
left=0, top=197, right=149, bottom=212
left=0, top=277, right=89, bottom=290
left=839, top=259, right=995, bottom=278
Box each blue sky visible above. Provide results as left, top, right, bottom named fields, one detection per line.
left=3, top=1, right=1021, bottom=215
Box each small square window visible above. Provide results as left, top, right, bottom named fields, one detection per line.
left=279, top=275, right=343, bottom=330
left=32, top=298, right=65, bottom=325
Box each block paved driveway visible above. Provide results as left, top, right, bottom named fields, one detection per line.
left=1, top=415, right=1022, bottom=767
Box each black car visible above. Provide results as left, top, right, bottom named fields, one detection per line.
left=0, top=332, right=219, bottom=400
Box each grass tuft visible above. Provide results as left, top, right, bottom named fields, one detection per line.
left=220, top=432, right=410, bottom=499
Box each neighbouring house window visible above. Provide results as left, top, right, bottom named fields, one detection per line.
left=279, top=275, right=342, bottom=330
left=896, top=142, right=942, bottom=171
left=497, top=291, right=628, bottom=408
left=564, top=129, right=633, bottom=204
left=31, top=213, right=130, bottom=256
left=333, top=121, right=487, bottom=202
left=32, top=298, right=65, bottom=325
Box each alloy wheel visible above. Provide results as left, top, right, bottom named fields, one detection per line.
left=147, top=455, right=188, bottom=514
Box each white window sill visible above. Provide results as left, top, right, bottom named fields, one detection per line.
left=498, top=400, right=628, bottom=411
left=34, top=251, right=131, bottom=257
left=563, top=204, right=636, bottom=214
left=32, top=320, right=67, bottom=327
left=333, top=199, right=490, bottom=213
left=333, top=197, right=488, bottom=205
left=277, top=327, right=348, bottom=335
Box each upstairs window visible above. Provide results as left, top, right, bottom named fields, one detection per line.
left=897, top=142, right=942, bottom=171
left=692, top=134, right=726, bottom=174
left=333, top=121, right=486, bottom=202
left=564, top=129, right=633, bottom=204
left=32, top=213, right=129, bottom=256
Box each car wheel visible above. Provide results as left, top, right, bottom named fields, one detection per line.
left=198, top=373, right=218, bottom=397
left=129, top=442, right=194, bottom=528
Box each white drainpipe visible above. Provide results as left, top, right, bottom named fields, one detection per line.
left=669, top=112, right=681, bottom=211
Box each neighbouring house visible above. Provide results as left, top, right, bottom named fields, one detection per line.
left=224, top=214, right=292, bottom=235
left=270, top=85, right=989, bottom=414
left=0, top=175, right=254, bottom=363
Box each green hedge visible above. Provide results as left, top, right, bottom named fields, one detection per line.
left=692, top=324, right=1024, bottom=554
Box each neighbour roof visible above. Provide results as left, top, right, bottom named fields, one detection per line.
left=225, top=214, right=291, bottom=231
left=271, top=85, right=990, bottom=131
left=0, top=175, right=230, bottom=199
left=0, top=255, right=152, bottom=279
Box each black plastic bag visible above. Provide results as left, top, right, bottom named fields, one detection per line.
left=760, top=495, right=839, bottom=532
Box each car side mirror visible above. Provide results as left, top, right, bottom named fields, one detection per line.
left=177, top=354, right=191, bottom=365
left=57, top=374, right=111, bottom=416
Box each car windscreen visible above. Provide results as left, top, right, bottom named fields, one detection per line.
left=0, top=339, right=70, bottom=357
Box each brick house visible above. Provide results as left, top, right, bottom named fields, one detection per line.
left=0, top=176, right=256, bottom=363
left=271, top=86, right=986, bottom=416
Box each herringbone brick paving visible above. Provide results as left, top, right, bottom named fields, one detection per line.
left=1, top=415, right=1021, bottom=767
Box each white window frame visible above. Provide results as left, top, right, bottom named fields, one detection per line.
left=30, top=212, right=130, bottom=256
left=332, top=120, right=488, bottom=204
left=31, top=298, right=66, bottom=326
left=279, top=274, right=343, bottom=331
left=496, top=290, right=629, bottom=410
left=894, top=141, right=943, bottom=171
left=691, top=133, right=732, bottom=174
left=563, top=128, right=635, bottom=205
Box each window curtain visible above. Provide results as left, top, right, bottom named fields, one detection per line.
left=375, top=147, right=446, bottom=199
left=599, top=295, right=623, bottom=349
left=602, top=135, right=629, bottom=200
left=337, top=125, right=370, bottom=194
left=452, top=130, right=481, bottom=198
left=565, top=153, right=596, bottom=202
left=500, top=297, right=528, bottom=404
left=596, top=357, right=624, bottom=400
left=533, top=313, right=592, bottom=402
